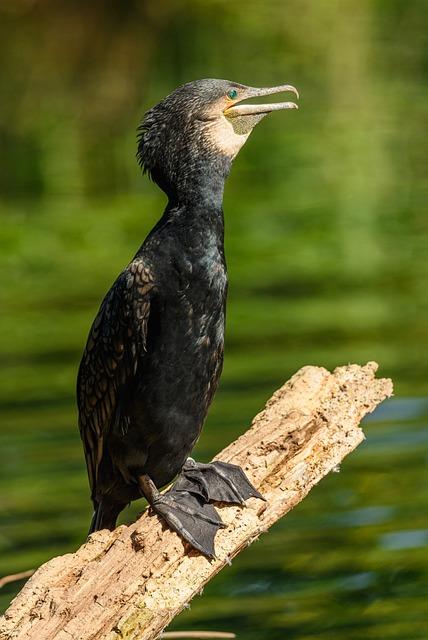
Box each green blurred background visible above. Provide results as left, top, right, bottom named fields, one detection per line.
left=1, top=0, right=427, bottom=637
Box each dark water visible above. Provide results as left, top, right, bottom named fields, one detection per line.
left=1, top=1, right=428, bottom=637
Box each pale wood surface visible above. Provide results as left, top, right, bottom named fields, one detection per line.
left=0, top=362, right=393, bottom=640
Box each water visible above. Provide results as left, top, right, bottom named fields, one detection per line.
left=1, top=1, right=428, bottom=637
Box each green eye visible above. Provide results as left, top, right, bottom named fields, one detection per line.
left=227, top=89, right=238, bottom=99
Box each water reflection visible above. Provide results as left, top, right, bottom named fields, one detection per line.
left=380, top=530, right=428, bottom=551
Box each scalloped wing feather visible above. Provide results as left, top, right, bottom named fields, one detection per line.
left=77, top=259, right=154, bottom=499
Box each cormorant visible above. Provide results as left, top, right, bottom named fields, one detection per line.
left=77, top=79, right=299, bottom=558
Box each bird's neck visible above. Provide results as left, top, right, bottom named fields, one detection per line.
left=147, top=153, right=233, bottom=250
left=163, top=196, right=225, bottom=249
left=166, top=153, right=232, bottom=214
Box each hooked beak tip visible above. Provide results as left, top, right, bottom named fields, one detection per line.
left=284, top=85, right=299, bottom=100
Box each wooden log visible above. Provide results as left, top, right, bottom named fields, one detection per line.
left=0, top=362, right=393, bottom=640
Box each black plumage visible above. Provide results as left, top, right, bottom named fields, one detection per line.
left=77, top=78, right=298, bottom=557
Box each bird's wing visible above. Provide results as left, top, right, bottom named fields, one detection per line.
left=77, top=259, right=154, bottom=499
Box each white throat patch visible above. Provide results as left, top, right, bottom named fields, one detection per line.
left=203, top=116, right=251, bottom=159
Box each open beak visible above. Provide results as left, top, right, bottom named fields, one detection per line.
left=224, top=84, right=299, bottom=118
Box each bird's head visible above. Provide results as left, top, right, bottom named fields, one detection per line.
left=137, top=79, right=298, bottom=202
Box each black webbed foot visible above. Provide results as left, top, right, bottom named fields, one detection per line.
left=138, top=461, right=264, bottom=559
left=138, top=474, right=225, bottom=558
left=152, top=490, right=225, bottom=558
left=174, top=459, right=265, bottom=505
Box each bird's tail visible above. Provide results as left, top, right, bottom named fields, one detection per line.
left=88, top=499, right=123, bottom=535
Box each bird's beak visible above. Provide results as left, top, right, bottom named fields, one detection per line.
left=224, top=84, right=299, bottom=118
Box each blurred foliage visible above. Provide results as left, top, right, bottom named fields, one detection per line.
left=0, top=0, right=427, bottom=638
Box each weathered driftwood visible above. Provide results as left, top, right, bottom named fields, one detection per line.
left=0, top=362, right=392, bottom=640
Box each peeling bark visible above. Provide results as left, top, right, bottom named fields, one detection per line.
left=0, top=362, right=393, bottom=640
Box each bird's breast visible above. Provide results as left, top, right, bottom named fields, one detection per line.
left=138, top=254, right=227, bottom=417
left=169, top=255, right=227, bottom=348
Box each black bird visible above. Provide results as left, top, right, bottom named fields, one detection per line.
left=77, top=79, right=298, bottom=558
